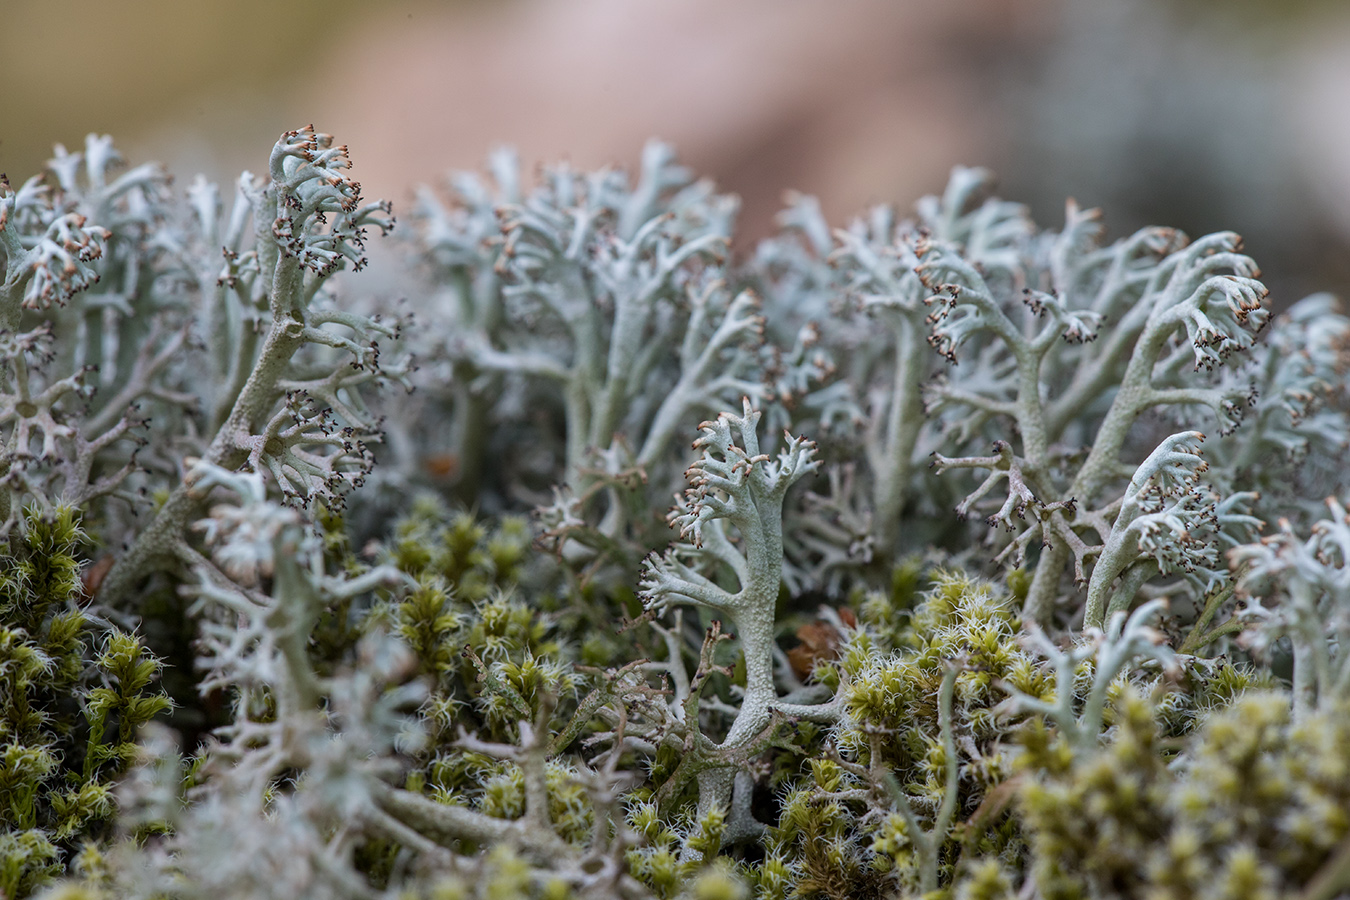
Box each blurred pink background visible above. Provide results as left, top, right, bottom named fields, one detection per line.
left=4, top=0, right=1348, bottom=300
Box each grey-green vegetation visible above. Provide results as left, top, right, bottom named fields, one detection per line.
left=1, top=127, right=1348, bottom=899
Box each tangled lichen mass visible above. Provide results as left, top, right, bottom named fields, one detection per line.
left=0, top=129, right=1348, bottom=900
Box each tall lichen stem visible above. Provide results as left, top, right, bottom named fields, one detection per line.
left=1, top=218, right=31, bottom=529
left=873, top=310, right=927, bottom=551
left=97, top=236, right=308, bottom=605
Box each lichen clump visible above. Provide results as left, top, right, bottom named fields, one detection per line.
left=0, top=128, right=1347, bottom=900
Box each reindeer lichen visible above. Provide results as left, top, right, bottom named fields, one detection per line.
left=3, top=129, right=1347, bottom=900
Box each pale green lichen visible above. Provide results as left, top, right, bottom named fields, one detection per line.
left=0, top=128, right=1346, bottom=900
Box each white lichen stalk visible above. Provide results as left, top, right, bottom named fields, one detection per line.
left=639, top=398, right=821, bottom=847
left=97, top=126, right=402, bottom=604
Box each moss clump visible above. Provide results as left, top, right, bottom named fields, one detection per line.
left=0, top=508, right=170, bottom=898
left=1013, top=691, right=1350, bottom=900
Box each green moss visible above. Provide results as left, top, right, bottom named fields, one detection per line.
left=1004, top=691, right=1350, bottom=900
left=0, top=508, right=169, bottom=897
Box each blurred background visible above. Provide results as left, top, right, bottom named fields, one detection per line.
left=4, top=0, right=1348, bottom=303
